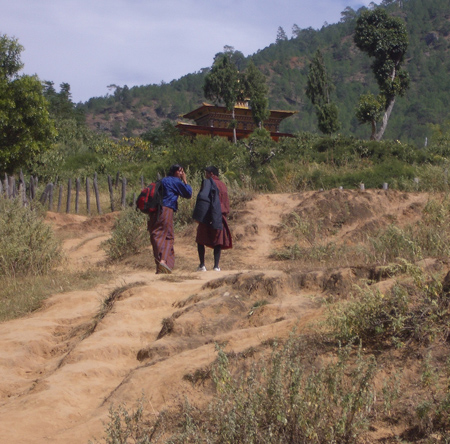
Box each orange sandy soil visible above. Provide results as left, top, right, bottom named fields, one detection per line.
left=0, top=189, right=446, bottom=443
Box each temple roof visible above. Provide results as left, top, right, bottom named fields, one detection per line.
left=181, top=102, right=297, bottom=121
left=177, top=101, right=297, bottom=141
left=175, top=121, right=295, bottom=142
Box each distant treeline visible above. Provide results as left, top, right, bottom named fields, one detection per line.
left=80, top=0, right=450, bottom=146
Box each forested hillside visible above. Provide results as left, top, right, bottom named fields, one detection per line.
left=80, top=0, right=450, bottom=146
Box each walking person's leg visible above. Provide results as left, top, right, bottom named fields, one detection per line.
left=149, top=207, right=175, bottom=273
left=213, top=245, right=221, bottom=271
left=197, top=244, right=206, bottom=271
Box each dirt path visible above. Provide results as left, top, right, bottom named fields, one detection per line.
left=0, top=190, right=435, bottom=443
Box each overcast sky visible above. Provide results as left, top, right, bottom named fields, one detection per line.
left=1, top=0, right=373, bottom=103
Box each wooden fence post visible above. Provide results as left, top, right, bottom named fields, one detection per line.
left=48, top=183, right=54, bottom=211
left=57, top=184, right=63, bottom=212
left=66, top=178, right=72, bottom=213
left=75, top=178, right=80, bottom=214
left=108, top=175, right=115, bottom=212
left=86, top=177, right=91, bottom=215
left=9, top=176, right=16, bottom=198
left=93, top=172, right=102, bottom=215
left=0, top=178, right=3, bottom=197
left=121, top=177, right=127, bottom=208
left=19, top=170, right=26, bottom=205
left=4, top=174, right=9, bottom=199
left=39, top=185, right=47, bottom=205
left=30, top=176, right=35, bottom=200
left=39, top=183, right=52, bottom=205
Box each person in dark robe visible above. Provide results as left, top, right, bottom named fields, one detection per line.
left=148, top=164, right=192, bottom=274
left=193, top=166, right=232, bottom=271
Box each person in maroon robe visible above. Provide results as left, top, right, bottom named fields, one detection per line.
left=193, top=166, right=232, bottom=271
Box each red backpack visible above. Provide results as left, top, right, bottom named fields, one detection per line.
left=136, top=180, right=163, bottom=214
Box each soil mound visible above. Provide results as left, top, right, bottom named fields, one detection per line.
left=0, top=189, right=443, bottom=443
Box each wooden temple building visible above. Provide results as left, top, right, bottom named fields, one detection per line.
left=176, top=101, right=297, bottom=142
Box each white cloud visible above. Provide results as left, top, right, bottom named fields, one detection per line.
left=0, top=0, right=373, bottom=102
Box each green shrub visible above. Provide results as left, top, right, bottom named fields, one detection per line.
left=367, top=224, right=422, bottom=264
left=327, top=267, right=450, bottom=347
left=0, top=198, right=62, bottom=277
left=94, top=340, right=376, bottom=444
left=102, top=208, right=149, bottom=261
left=170, top=340, right=376, bottom=443
left=89, top=397, right=164, bottom=444
left=415, top=355, right=450, bottom=436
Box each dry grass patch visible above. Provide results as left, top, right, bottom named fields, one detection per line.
left=0, top=268, right=112, bottom=322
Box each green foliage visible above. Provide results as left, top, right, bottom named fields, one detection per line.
left=354, top=8, right=410, bottom=140
left=43, top=81, right=85, bottom=124
left=368, top=225, right=422, bottom=263
left=166, top=136, right=238, bottom=177
left=102, top=208, right=149, bottom=261
left=95, top=340, right=376, bottom=444
left=240, top=128, right=277, bottom=171
left=306, top=50, right=340, bottom=135
left=0, top=34, right=56, bottom=173
left=355, top=93, right=385, bottom=127
left=415, top=355, right=450, bottom=436
left=176, top=340, right=376, bottom=443
left=354, top=9, right=409, bottom=92
left=80, top=0, right=450, bottom=146
left=0, top=198, right=62, bottom=277
left=316, top=103, right=340, bottom=135
left=203, top=52, right=242, bottom=112
left=141, top=119, right=180, bottom=146
left=90, top=397, right=163, bottom=444
left=28, top=119, right=450, bottom=196
left=0, top=34, right=23, bottom=76
left=0, top=35, right=56, bottom=173
left=327, top=266, right=450, bottom=348
left=244, top=61, right=270, bottom=127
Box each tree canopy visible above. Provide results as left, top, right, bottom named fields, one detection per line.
left=203, top=48, right=270, bottom=141
left=243, top=61, right=270, bottom=128
left=305, top=49, right=340, bottom=135
left=354, top=8, right=409, bottom=140
left=0, top=34, right=55, bottom=173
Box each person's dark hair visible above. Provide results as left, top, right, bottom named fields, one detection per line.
left=205, top=166, right=219, bottom=177
left=168, top=164, right=183, bottom=176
